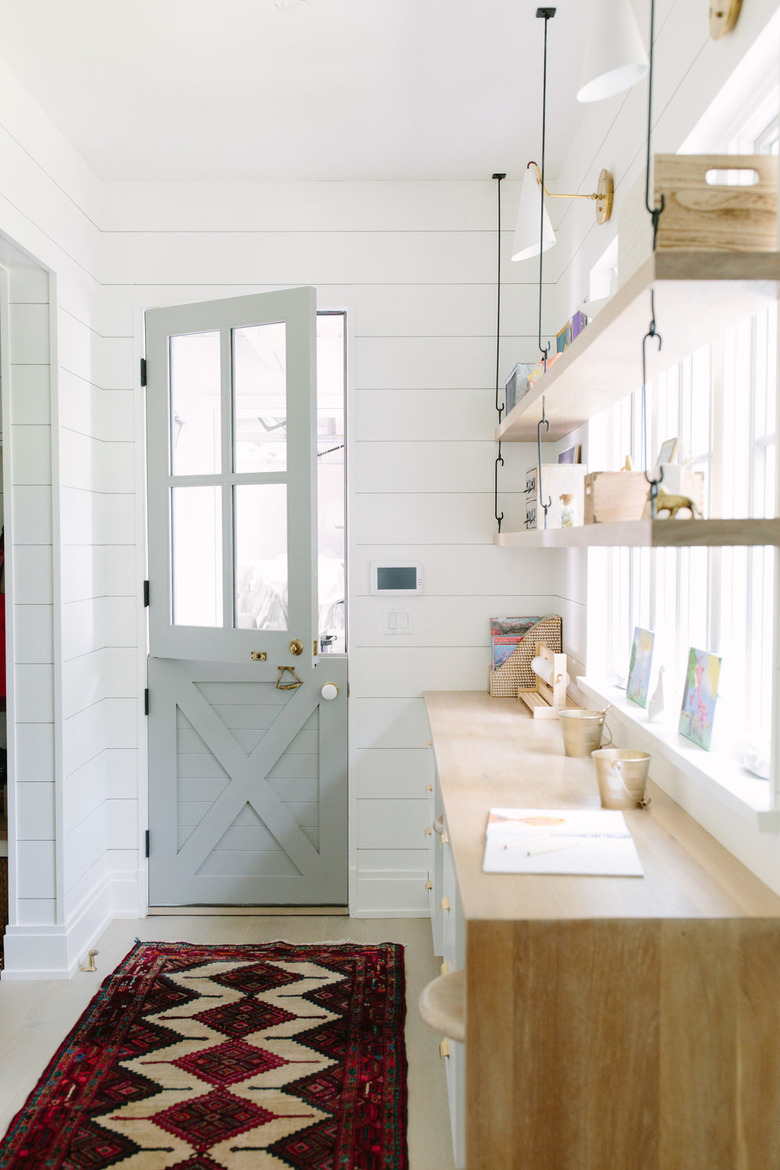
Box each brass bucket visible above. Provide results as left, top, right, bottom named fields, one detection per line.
left=592, top=748, right=651, bottom=809
left=559, top=708, right=612, bottom=757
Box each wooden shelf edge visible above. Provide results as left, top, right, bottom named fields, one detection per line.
left=496, top=249, right=780, bottom=445
left=418, top=968, right=466, bottom=1042
left=494, top=518, right=780, bottom=549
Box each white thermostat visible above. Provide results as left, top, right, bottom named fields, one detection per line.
left=370, top=562, right=423, bottom=596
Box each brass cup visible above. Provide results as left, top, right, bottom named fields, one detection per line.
left=591, top=748, right=651, bottom=809
left=558, top=709, right=612, bottom=757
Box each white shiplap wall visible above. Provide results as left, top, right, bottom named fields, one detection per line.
left=98, top=179, right=564, bottom=915
left=0, top=60, right=140, bottom=977
left=4, top=255, right=55, bottom=933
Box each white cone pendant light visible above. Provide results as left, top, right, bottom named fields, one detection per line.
left=511, top=166, right=556, bottom=263
left=577, top=0, right=649, bottom=103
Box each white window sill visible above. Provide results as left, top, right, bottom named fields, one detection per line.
left=577, top=677, right=780, bottom=832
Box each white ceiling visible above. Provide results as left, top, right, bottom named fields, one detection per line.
left=0, top=0, right=592, bottom=181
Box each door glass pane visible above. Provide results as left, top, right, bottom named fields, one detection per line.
left=317, top=312, right=346, bottom=653
left=233, top=323, right=287, bottom=473
left=169, top=331, right=221, bottom=475
left=235, top=484, right=288, bottom=630
left=171, top=486, right=222, bottom=626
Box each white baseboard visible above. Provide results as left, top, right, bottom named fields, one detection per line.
left=351, top=908, right=430, bottom=918
left=2, top=869, right=145, bottom=980
left=111, top=870, right=147, bottom=917
left=352, top=871, right=430, bottom=918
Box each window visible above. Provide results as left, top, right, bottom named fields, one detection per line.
left=316, top=311, right=347, bottom=654
left=589, top=112, right=778, bottom=788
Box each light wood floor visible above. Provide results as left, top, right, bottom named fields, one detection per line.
left=0, top=915, right=455, bottom=1168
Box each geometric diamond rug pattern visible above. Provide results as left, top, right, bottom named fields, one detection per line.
left=0, top=940, right=408, bottom=1168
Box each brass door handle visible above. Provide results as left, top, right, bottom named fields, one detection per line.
left=276, top=666, right=302, bottom=690
left=289, top=639, right=304, bottom=656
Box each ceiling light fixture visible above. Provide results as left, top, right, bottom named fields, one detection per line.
left=577, top=0, right=649, bottom=103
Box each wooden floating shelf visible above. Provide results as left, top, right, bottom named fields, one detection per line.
left=497, top=249, right=780, bottom=444
left=418, top=968, right=466, bottom=1042
left=494, top=518, right=780, bottom=549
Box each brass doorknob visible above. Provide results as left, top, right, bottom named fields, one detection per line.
left=289, top=639, right=304, bottom=656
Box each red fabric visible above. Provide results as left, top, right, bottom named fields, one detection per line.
left=0, top=940, right=409, bottom=1168
left=0, top=530, right=5, bottom=698
left=0, top=596, right=5, bottom=698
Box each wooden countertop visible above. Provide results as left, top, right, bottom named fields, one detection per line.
left=425, top=690, right=780, bottom=923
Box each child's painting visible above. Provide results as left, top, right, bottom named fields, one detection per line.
left=627, top=627, right=654, bottom=708
left=679, top=647, right=721, bottom=750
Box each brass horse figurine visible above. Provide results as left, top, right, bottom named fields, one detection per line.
left=651, top=486, right=701, bottom=519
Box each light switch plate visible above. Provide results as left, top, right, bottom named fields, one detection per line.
left=384, top=606, right=413, bottom=635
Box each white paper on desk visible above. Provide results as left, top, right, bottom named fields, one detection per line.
left=483, top=808, right=644, bottom=876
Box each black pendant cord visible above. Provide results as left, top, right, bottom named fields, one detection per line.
left=494, top=173, right=506, bottom=421
left=536, top=8, right=555, bottom=529
left=493, top=172, right=506, bottom=534
left=642, top=0, right=664, bottom=516
left=643, top=0, right=665, bottom=250
left=537, top=8, right=554, bottom=366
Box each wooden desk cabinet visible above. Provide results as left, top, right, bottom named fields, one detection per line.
left=424, top=691, right=780, bottom=1170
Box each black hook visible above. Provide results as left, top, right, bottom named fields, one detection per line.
left=642, top=290, right=663, bottom=372
left=494, top=446, right=504, bottom=534
left=537, top=396, right=552, bottom=529
left=642, top=289, right=664, bottom=516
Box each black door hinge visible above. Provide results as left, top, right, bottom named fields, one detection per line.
left=140, top=357, right=147, bottom=387
left=144, top=688, right=150, bottom=715
left=143, top=580, right=150, bottom=607
left=145, top=830, right=150, bottom=858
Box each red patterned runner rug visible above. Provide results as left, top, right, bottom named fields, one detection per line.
left=0, top=940, right=408, bottom=1169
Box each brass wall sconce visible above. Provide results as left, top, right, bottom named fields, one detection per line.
left=710, top=0, right=742, bottom=39
left=512, top=160, right=614, bottom=263
left=527, top=161, right=614, bottom=225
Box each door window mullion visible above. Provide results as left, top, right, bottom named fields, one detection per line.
left=221, top=327, right=234, bottom=630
